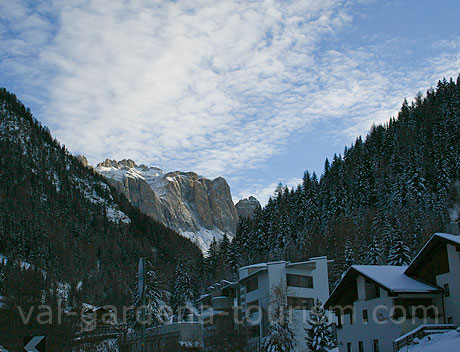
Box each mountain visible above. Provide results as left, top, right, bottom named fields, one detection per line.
left=0, top=88, right=203, bottom=347
left=227, top=76, right=460, bottom=286
left=235, top=196, right=261, bottom=219
left=95, top=159, right=239, bottom=251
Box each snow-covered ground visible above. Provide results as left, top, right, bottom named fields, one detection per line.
left=402, top=329, right=460, bottom=351
left=181, top=227, right=227, bottom=252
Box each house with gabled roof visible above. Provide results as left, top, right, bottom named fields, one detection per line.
left=325, top=228, right=460, bottom=352
left=405, top=232, right=460, bottom=325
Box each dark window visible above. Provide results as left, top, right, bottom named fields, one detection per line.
left=248, top=325, right=259, bottom=338
left=444, top=284, right=450, bottom=297
left=246, top=277, right=258, bottom=292
left=373, top=339, right=380, bottom=352
left=336, top=310, right=342, bottom=328
left=393, top=298, right=435, bottom=318
left=287, top=274, right=313, bottom=288
left=347, top=342, right=352, bottom=352
left=287, top=297, right=314, bottom=310
left=363, top=309, right=368, bottom=323
left=448, top=317, right=453, bottom=324
left=358, top=341, right=364, bottom=352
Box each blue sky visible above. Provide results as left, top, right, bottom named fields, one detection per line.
left=1, top=0, right=459, bottom=205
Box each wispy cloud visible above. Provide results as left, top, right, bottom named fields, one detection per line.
left=234, top=177, right=303, bottom=206
left=1, top=1, right=459, bottom=204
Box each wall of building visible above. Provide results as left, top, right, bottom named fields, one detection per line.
left=436, top=243, right=460, bottom=324
left=336, top=277, right=444, bottom=352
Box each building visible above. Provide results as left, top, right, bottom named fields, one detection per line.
left=238, top=256, right=332, bottom=351
left=405, top=232, right=460, bottom=325
left=124, top=256, right=332, bottom=351
left=196, top=280, right=244, bottom=350
left=122, top=321, right=203, bottom=352
left=325, top=231, right=460, bottom=352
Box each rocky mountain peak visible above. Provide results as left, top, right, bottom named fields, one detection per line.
left=95, top=159, right=239, bottom=251
left=97, top=158, right=138, bottom=169
left=235, top=196, right=261, bottom=219
left=75, top=155, right=90, bottom=168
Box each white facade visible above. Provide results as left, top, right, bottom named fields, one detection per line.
left=422, top=234, right=460, bottom=325
left=332, top=272, right=442, bottom=352
left=327, top=232, right=460, bottom=352
left=238, top=256, right=332, bottom=351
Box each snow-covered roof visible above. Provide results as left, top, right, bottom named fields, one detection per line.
left=405, top=232, right=460, bottom=275
left=432, top=232, right=460, bottom=245
left=239, top=262, right=269, bottom=270
left=352, top=265, right=440, bottom=293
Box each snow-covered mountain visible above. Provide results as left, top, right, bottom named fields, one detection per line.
left=95, top=159, right=239, bottom=251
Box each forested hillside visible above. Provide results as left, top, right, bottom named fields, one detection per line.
left=223, top=76, right=460, bottom=287
left=0, top=88, right=203, bottom=347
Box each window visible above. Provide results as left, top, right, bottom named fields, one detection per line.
left=363, top=309, right=368, bottom=323
left=444, top=284, right=450, bottom=297
left=287, top=297, right=314, bottom=310
left=347, top=342, right=352, bottom=352
left=287, top=274, right=313, bottom=288
left=336, top=310, right=342, bottom=328
left=248, top=325, right=259, bottom=338
left=448, top=317, right=453, bottom=324
left=246, top=277, right=258, bottom=292
left=373, top=339, right=380, bottom=352
left=358, top=341, right=364, bottom=352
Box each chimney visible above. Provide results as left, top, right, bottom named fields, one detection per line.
left=446, top=222, right=460, bottom=235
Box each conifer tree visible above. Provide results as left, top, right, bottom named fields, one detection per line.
left=305, top=298, right=336, bottom=352
left=131, top=260, right=164, bottom=327
left=171, top=262, right=195, bottom=320
left=261, top=282, right=295, bottom=352
left=387, top=239, right=412, bottom=266
left=367, top=236, right=383, bottom=265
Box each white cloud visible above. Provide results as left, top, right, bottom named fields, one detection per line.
left=234, top=177, right=303, bottom=206
left=1, top=1, right=459, bottom=205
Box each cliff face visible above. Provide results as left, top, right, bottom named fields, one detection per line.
left=95, top=159, right=239, bottom=250
left=235, top=196, right=261, bottom=219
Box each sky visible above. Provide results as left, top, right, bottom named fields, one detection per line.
left=1, top=0, right=459, bottom=205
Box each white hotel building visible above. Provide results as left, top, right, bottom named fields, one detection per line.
left=238, top=256, right=332, bottom=351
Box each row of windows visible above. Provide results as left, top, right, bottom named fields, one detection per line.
left=245, top=274, right=314, bottom=292
left=287, top=274, right=314, bottom=288
left=347, top=339, right=379, bottom=352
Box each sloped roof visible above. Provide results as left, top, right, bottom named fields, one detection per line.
left=325, top=265, right=441, bottom=308
left=430, top=233, right=460, bottom=245
left=405, top=232, right=460, bottom=276
left=352, top=265, right=440, bottom=293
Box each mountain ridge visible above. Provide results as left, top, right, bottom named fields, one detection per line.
left=94, top=158, right=239, bottom=251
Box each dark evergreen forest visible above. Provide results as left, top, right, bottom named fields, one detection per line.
left=0, top=88, right=203, bottom=348
left=206, top=76, right=460, bottom=287
left=1, top=74, right=459, bottom=348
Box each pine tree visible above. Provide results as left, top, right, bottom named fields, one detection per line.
left=367, top=236, right=383, bottom=265
left=131, top=260, right=164, bottom=327
left=171, top=262, right=195, bottom=320
left=305, top=298, right=336, bottom=352
left=387, top=239, right=412, bottom=266
left=261, top=282, right=295, bottom=352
